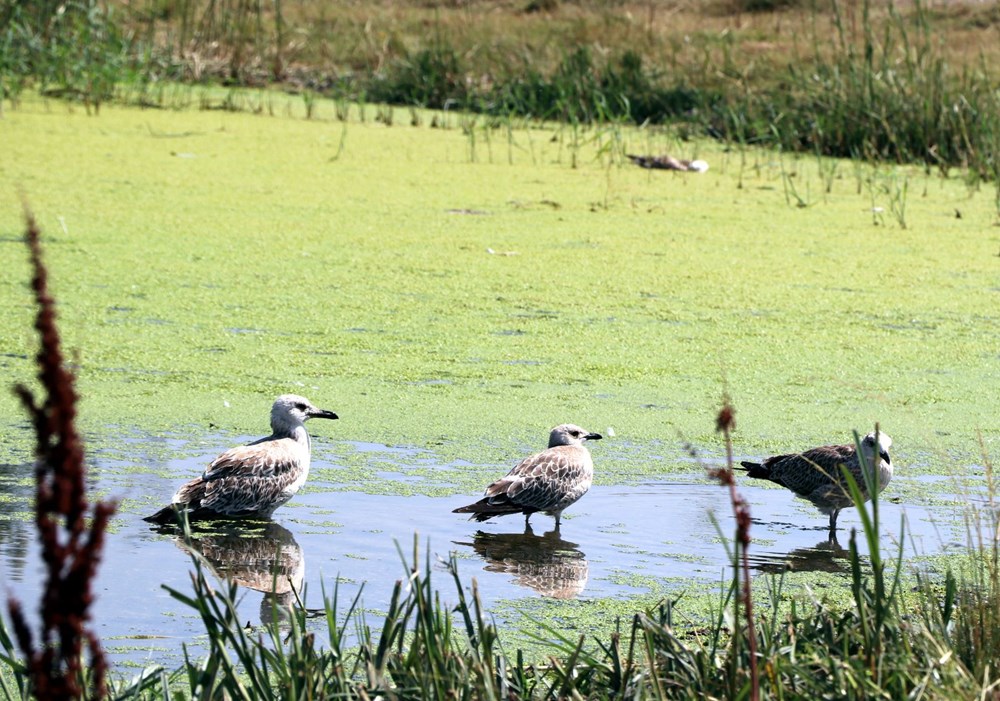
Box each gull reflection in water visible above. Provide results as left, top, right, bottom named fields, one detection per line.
left=170, top=521, right=306, bottom=627
left=746, top=535, right=850, bottom=576
left=455, top=526, right=588, bottom=599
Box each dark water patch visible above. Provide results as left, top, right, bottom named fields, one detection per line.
left=0, top=464, right=34, bottom=585
left=880, top=321, right=940, bottom=332
left=558, top=240, right=600, bottom=250
left=741, top=474, right=967, bottom=575
left=747, top=538, right=853, bottom=575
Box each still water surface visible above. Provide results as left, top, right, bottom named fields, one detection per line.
left=0, top=438, right=966, bottom=670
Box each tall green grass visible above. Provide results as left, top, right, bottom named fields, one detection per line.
left=711, top=0, right=1000, bottom=184
left=0, top=0, right=136, bottom=113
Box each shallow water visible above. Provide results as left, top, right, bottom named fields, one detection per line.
left=0, top=440, right=968, bottom=670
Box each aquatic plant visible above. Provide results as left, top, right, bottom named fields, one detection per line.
left=706, top=399, right=759, bottom=701
left=5, top=210, right=116, bottom=700
left=0, top=0, right=131, bottom=113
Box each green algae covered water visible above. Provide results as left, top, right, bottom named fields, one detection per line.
left=0, top=89, right=997, bottom=668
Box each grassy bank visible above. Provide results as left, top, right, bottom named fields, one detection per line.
left=1, top=0, right=999, bottom=181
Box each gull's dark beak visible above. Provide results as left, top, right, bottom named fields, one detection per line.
left=585, top=432, right=603, bottom=441
left=309, top=409, right=339, bottom=420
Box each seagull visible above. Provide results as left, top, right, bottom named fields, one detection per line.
left=144, top=395, right=338, bottom=525
left=738, top=431, right=893, bottom=537
left=453, top=424, right=602, bottom=529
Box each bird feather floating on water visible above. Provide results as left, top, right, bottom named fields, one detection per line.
left=737, top=431, right=893, bottom=538
left=453, top=424, right=602, bottom=530
left=144, top=394, right=338, bottom=524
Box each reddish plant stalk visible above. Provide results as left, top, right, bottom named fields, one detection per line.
left=709, top=400, right=759, bottom=701
left=8, top=210, right=116, bottom=700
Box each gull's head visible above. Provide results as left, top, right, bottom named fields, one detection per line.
left=271, top=394, right=339, bottom=433
left=548, top=424, right=603, bottom=448
left=861, top=430, right=892, bottom=463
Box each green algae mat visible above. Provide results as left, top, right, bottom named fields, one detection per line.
left=1, top=91, right=998, bottom=482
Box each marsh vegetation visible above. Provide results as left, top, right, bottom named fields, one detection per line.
left=2, top=1, right=999, bottom=698
left=1, top=102, right=998, bottom=694
left=2, top=0, right=1000, bottom=183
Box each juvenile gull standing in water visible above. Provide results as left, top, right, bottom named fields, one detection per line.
left=738, top=431, right=893, bottom=537
left=144, top=394, right=338, bottom=524
left=453, top=424, right=602, bottom=529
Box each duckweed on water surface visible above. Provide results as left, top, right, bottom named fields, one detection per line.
left=0, top=99, right=994, bottom=654
left=0, top=89, right=997, bottom=479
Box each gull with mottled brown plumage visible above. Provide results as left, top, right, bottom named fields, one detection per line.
left=144, top=394, right=338, bottom=525
left=453, top=424, right=602, bottom=530
left=738, top=430, right=894, bottom=537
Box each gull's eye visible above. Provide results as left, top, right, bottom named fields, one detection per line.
left=295, top=403, right=308, bottom=412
